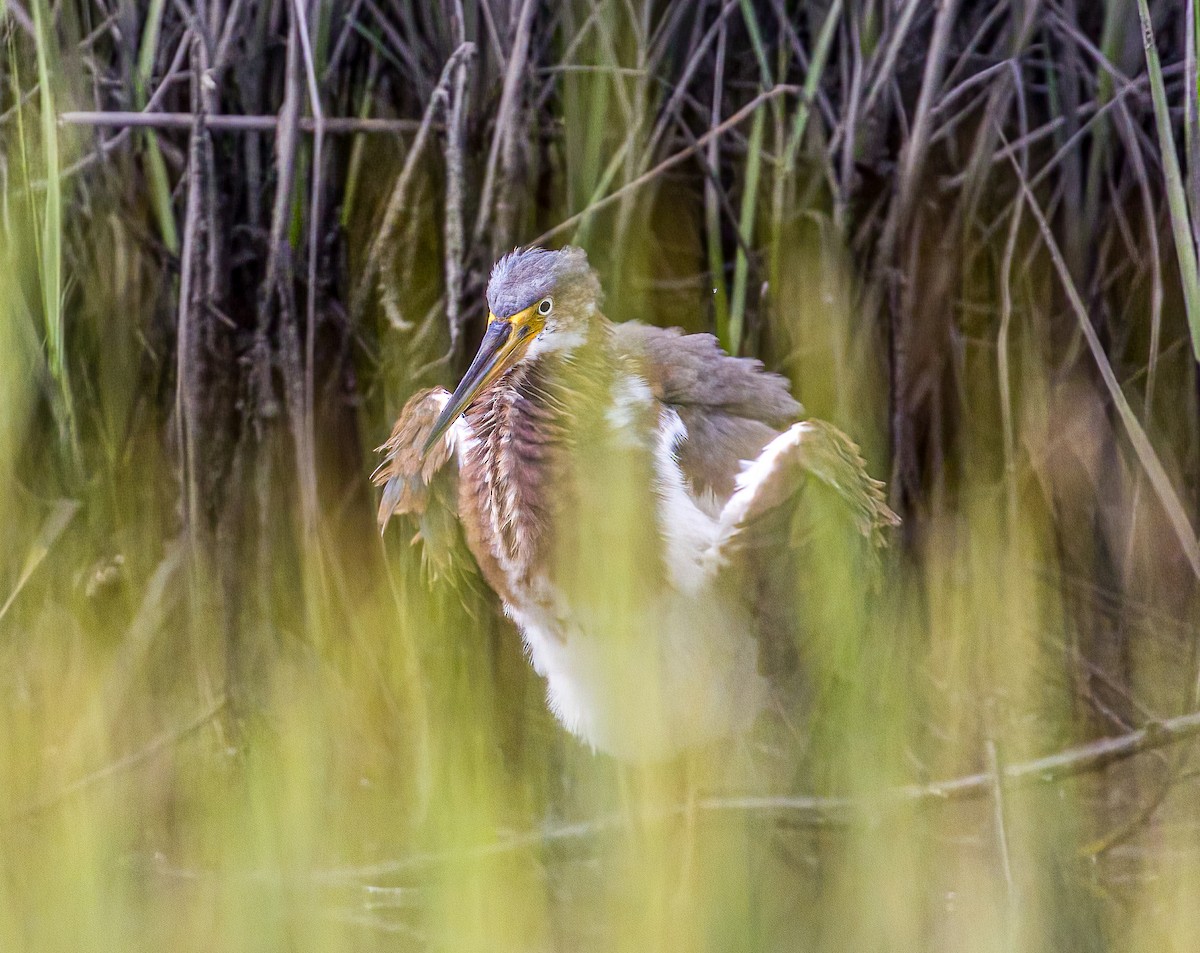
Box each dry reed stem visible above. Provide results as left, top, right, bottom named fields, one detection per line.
left=350, top=42, right=475, bottom=324
left=59, top=111, right=425, bottom=133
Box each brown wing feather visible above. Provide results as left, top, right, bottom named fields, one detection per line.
left=373, top=387, right=472, bottom=582
left=713, top=420, right=899, bottom=561
left=373, top=388, right=457, bottom=528
left=616, top=323, right=801, bottom=422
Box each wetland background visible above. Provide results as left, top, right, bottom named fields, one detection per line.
left=1, top=0, right=1200, bottom=950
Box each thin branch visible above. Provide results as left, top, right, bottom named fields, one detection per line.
left=440, top=37, right=471, bottom=364
left=59, top=111, right=424, bottom=134
left=309, top=708, right=1200, bottom=884
left=533, top=84, right=798, bottom=246
left=176, top=37, right=207, bottom=551
left=43, top=29, right=195, bottom=189
left=713, top=710, right=1200, bottom=822
left=6, top=696, right=228, bottom=822
left=323, top=0, right=368, bottom=83
left=211, top=0, right=247, bottom=78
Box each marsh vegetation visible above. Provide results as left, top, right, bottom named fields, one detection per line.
left=1, top=0, right=1199, bottom=949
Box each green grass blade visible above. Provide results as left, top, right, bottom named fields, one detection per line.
left=136, top=0, right=179, bottom=254
left=783, top=0, right=841, bottom=170
left=1137, top=0, right=1200, bottom=359
left=769, top=0, right=841, bottom=297
left=1082, top=0, right=1130, bottom=236
left=737, top=0, right=773, bottom=88
left=32, top=0, right=59, bottom=372
left=31, top=0, right=77, bottom=454
left=720, top=0, right=776, bottom=355
left=726, top=106, right=764, bottom=356
left=706, top=27, right=730, bottom=341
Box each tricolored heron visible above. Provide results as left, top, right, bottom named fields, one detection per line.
left=375, top=246, right=897, bottom=761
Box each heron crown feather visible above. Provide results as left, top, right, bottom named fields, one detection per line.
left=486, top=246, right=601, bottom=319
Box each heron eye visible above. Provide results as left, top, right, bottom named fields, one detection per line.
left=537, top=297, right=553, bottom=316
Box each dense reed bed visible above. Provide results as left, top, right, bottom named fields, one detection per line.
left=1, top=1, right=1198, bottom=949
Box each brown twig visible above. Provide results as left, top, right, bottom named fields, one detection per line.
left=176, top=38, right=207, bottom=548
left=440, top=25, right=471, bottom=365
left=349, top=42, right=475, bottom=324
left=704, top=709, right=1200, bottom=822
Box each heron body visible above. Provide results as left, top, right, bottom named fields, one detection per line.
left=376, top=247, right=897, bottom=761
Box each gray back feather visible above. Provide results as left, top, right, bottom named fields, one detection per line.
left=616, top=324, right=802, bottom=424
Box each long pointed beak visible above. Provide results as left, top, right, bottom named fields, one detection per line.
left=422, top=317, right=521, bottom=455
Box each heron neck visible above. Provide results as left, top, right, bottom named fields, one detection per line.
left=458, top=325, right=616, bottom=588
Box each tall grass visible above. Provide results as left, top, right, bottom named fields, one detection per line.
left=1, top=2, right=1199, bottom=951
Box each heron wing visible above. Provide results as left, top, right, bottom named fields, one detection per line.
left=703, top=419, right=899, bottom=688
left=616, top=324, right=802, bottom=503
left=711, top=419, right=898, bottom=566
left=373, top=387, right=472, bottom=581
left=616, top=321, right=897, bottom=559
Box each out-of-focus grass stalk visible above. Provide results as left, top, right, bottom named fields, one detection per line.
left=30, top=0, right=76, bottom=454
left=136, top=0, right=179, bottom=255
left=559, top=10, right=609, bottom=249
left=1137, top=0, right=1200, bottom=359
left=573, top=133, right=630, bottom=247
left=0, top=499, right=79, bottom=622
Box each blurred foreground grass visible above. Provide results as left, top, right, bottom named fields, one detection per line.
left=2, top=2, right=1200, bottom=951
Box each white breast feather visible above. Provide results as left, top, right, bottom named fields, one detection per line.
left=651, top=408, right=723, bottom=594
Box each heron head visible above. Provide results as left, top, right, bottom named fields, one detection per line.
left=423, top=246, right=600, bottom=454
